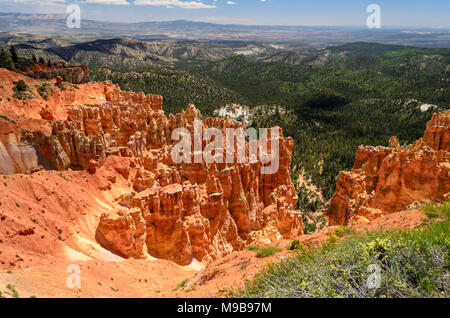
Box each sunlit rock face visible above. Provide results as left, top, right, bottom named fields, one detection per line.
left=25, top=63, right=91, bottom=84
left=0, top=68, right=302, bottom=265
left=90, top=101, right=302, bottom=265
left=325, top=111, right=450, bottom=226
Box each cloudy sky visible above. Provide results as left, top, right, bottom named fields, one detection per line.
left=0, top=0, right=449, bottom=27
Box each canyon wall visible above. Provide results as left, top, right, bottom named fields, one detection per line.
left=25, top=63, right=90, bottom=84
left=325, top=111, right=450, bottom=226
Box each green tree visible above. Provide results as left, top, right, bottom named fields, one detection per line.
left=62, top=70, right=69, bottom=82
left=9, top=46, right=18, bottom=63
left=0, top=49, right=15, bottom=71
left=15, top=80, right=28, bottom=92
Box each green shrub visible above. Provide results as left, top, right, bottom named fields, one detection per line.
left=424, top=200, right=450, bottom=219
left=15, top=80, right=28, bottom=92
left=286, top=239, right=302, bottom=251
left=326, top=234, right=339, bottom=244
left=36, top=83, right=51, bottom=100
left=362, top=237, right=392, bottom=263
left=334, top=227, right=355, bottom=238
left=256, top=247, right=282, bottom=258
left=6, top=284, right=19, bottom=298
left=13, top=80, right=34, bottom=100
left=237, top=217, right=450, bottom=298
left=173, top=278, right=189, bottom=291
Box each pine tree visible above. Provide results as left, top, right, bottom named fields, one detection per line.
left=0, top=48, right=15, bottom=71
left=62, top=70, right=69, bottom=82
left=15, top=79, right=28, bottom=92
left=9, top=46, right=18, bottom=63
left=0, top=49, right=8, bottom=66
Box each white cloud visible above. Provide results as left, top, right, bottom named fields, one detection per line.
left=84, top=0, right=130, bottom=4
left=226, top=1, right=236, bottom=5
left=134, top=0, right=216, bottom=9
left=0, top=0, right=221, bottom=9
left=0, top=0, right=66, bottom=3
left=0, top=0, right=221, bottom=8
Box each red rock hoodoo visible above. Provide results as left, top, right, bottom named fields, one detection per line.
left=325, top=111, right=450, bottom=226
left=0, top=68, right=302, bottom=266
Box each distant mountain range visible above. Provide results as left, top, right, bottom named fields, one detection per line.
left=2, top=37, right=289, bottom=70
left=1, top=12, right=450, bottom=48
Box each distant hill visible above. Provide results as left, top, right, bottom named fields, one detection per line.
left=91, top=67, right=242, bottom=115
left=326, top=42, right=407, bottom=55
left=10, top=38, right=285, bottom=70
left=1, top=12, right=450, bottom=47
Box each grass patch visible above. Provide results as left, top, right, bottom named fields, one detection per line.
left=173, top=278, right=189, bottom=291
left=246, top=245, right=282, bottom=258
left=0, top=115, right=16, bottom=124
left=57, top=174, right=70, bottom=182
left=256, top=247, right=282, bottom=258
left=333, top=227, right=355, bottom=238
left=423, top=200, right=450, bottom=220
left=237, top=213, right=450, bottom=298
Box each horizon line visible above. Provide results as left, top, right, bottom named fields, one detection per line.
left=0, top=11, right=449, bottom=30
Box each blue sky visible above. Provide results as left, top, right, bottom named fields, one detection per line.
left=0, top=0, right=449, bottom=28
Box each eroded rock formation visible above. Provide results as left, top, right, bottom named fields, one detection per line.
left=87, top=101, right=302, bottom=265
left=0, top=69, right=302, bottom=265
left=25, top=62, right=90, bottom=84
left=325, top=111, right=450, bottom=226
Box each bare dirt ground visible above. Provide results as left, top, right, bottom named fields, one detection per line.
left=0, top=173, right=427, bottom=300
